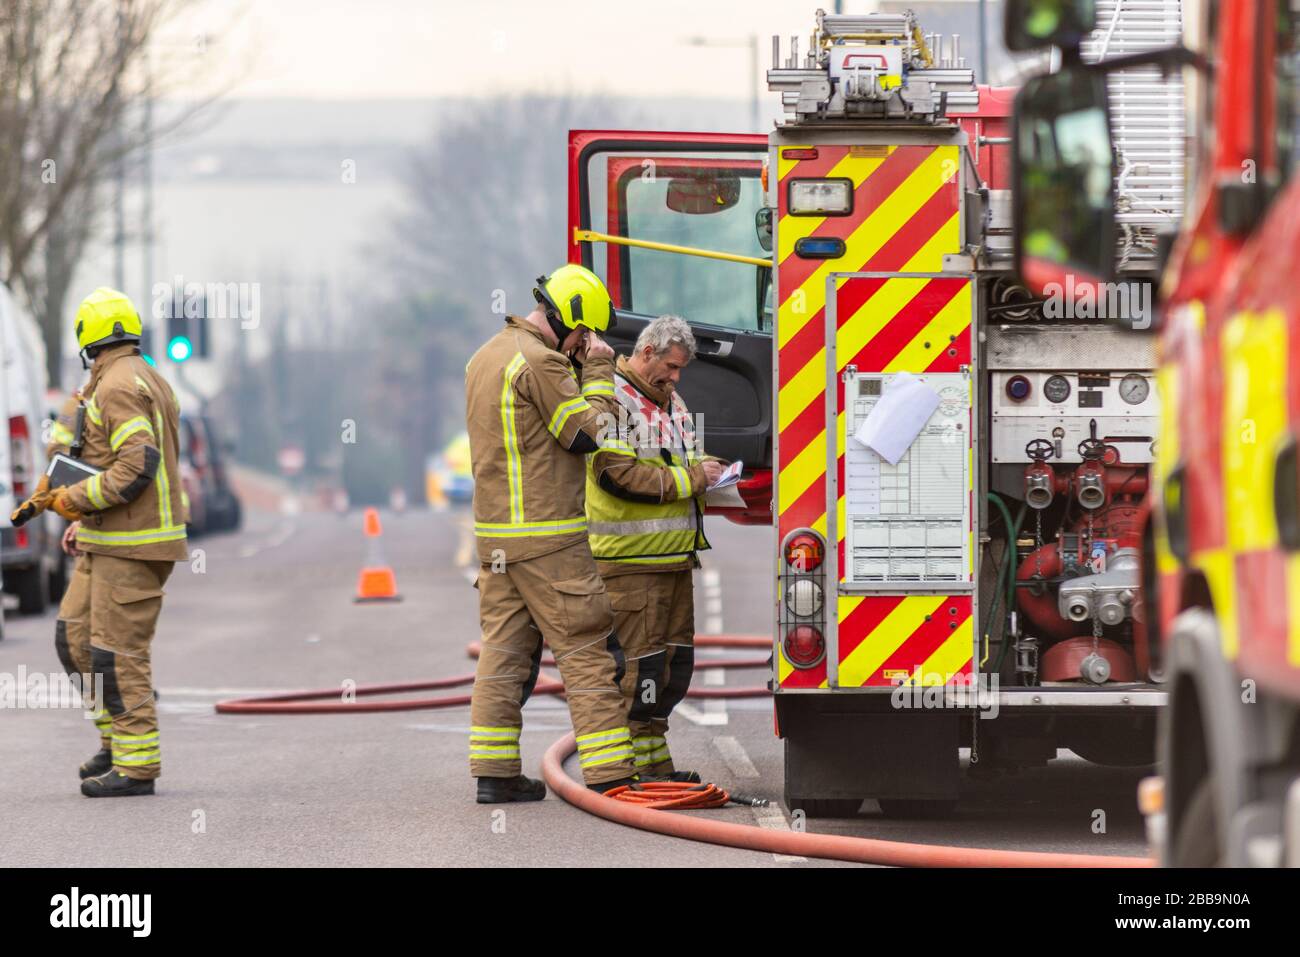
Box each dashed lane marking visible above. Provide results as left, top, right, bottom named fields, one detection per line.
left=675, top=702, right=729, bottom=726
left=160, top=687, right=295, bottom=697
left=701, top=567, right=723, bottom=635
left=702, top=667, right=728, bottom=725
left=237, top=519, right=297, bottom=559
left=711, top=735, right=760, bottom=778
left=752, top=804, right=808, bottom=864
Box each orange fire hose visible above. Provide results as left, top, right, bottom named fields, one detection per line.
left=542, top=733, right=1152, bottom=868
left=605, top=781, right=732, bottom=809
left=214, top=633, right=1153, bottom=867
left=214, top=634, right=768, bottom=714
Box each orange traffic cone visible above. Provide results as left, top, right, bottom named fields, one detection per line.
left=354, top=507, right=401, bottom=602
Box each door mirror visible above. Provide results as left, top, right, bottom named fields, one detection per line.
left=1004, top=0, right=1097, bottom=52
left=1013, top=66, right=1117, bottom=289
left=665, top=171, right=741, bottom=214
left=755, top=206, right=773, bottom=252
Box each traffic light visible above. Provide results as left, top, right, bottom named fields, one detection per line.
left=168, top=336, right=193, bottom=362
left=163, top=293, right=210, bottom=362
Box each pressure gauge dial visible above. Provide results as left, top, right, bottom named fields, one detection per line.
left=937, top=386, right=965, bottom=418
left=1043, top=375, right=1071, bottom=405
left=1119, top=373, right=1150, bottom=405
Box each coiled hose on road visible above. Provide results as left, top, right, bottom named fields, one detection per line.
left=213, top=633, right=1151, bottom=867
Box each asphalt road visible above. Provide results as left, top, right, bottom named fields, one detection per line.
left=0, top=503, right=1150, bottom=867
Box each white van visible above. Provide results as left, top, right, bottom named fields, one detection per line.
left=0, top=282, right=68, bottom=614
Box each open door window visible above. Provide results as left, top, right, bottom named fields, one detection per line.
left=568, top=131, right=773, bottom=494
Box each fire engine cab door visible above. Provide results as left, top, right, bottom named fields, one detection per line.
left=569, top=131, right=772, bottom=468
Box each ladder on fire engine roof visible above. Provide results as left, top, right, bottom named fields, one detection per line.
left=1081, top=0, right=1186, bottom=268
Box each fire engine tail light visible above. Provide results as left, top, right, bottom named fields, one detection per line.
left=783, top=625, right=825, bottom=669
left=788, top=178, right=853, bottom=215
left=786, top=579, right=824, bottom=617
left=784, top=531, right=824, bottom=572
left=780, top=529, right=826, bottom=670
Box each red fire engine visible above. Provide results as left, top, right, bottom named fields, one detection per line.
left=1010, top=0, right=1300, bottom=865
left=569, top=7, right=1181, bottom=817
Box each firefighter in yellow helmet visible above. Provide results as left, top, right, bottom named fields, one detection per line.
left=12, top=287, right=188, bottom=796
left=585, top=315, right=724, bottom=780
left=44, top=386, right=122, bottom=764
left=464, top=264, right=637, bottom=801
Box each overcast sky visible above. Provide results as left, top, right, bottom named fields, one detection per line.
left=175, top=1, right=935, bottom=101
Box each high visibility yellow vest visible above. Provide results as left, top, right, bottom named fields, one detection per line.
left=585, top=374, right=709, bottom=565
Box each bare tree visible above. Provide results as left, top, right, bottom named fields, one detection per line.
left=0, top=0, right=225, bottom=384
left=379, top=94, right=639, bottom=334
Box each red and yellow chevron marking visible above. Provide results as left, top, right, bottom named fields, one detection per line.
left=775, top=143, right=972, bottom=691
left=779, top=278, right=972, bottom=537
left=775, top=594, right=974, bottom=688
left=837, top=595, right=973, bottom=687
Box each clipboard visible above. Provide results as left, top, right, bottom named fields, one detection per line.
left=46, top=453, right=102, bottom=489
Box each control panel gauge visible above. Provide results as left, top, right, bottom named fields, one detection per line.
left=1043, top=374, right=1071, bottom=404
left=1119, top=373, right=1150, bottom=405
left=938, top=386, right=965, bottom=418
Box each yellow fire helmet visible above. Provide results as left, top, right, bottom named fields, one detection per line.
left=533, top=264, right=615, bottom=336
left=75, top=287, right=143, bottom=353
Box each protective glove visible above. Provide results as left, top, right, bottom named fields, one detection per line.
left=49, top=489, right=82, bottom=523
left=10, top=475, right=52, bottom=527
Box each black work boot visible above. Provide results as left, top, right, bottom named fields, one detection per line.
left=476, top=774, right=546, bottom=804
left=81, top=769, right=156, bottom=798
left=588, top=776, right=638, bottom=794
left=78, top=748, right=113, bottom=780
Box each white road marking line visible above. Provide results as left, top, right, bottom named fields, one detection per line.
left=696, top=564, right=729, bottom=721
left=403, top=722, right=571, bottom=732
left=674, top=702, right=729, bottom=726
left=160, top=701, right=228, bottom=715
left=700, top=566, right=724, bottom=637
left=752, top=805, right=807, bottom=864
left=238, top=520, right=297, bottom=558
left=161, top=687, right=304, bottom=697
left=267, top=520, right=296, bottom=549
left=711, top=735, right=759, bottom=778
left=702, top=669, right=728, bottom=725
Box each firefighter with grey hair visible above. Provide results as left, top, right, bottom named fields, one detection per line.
left=584, top=315, right=726, bottom=781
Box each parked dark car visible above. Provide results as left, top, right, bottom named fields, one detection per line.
left=182, top=412, right=241, bottom=535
